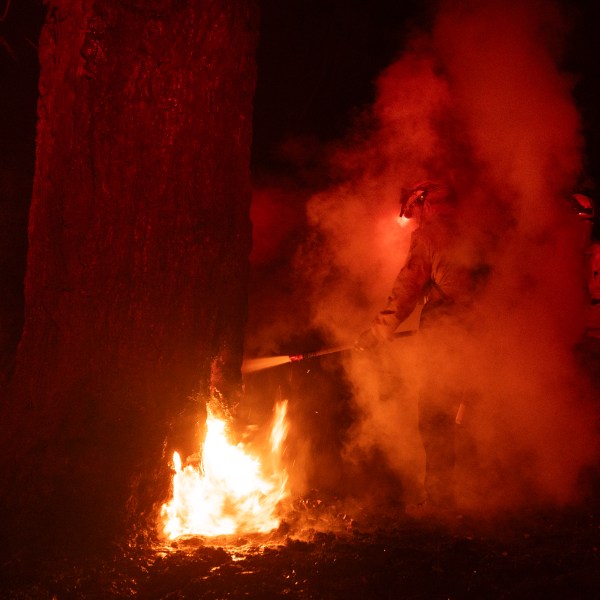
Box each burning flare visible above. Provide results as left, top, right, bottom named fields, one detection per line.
left=161, top=400, right=289, bottom=539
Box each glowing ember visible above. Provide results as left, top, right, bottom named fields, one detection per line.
left=161, top=400, right=289, bottom=539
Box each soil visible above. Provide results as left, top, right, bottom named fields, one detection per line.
left=1, top=497, right=598, bottom=599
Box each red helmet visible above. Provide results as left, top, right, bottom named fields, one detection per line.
left=570, top=194, right=595, bottom=220
left=399, top=181, right=453, bottom=219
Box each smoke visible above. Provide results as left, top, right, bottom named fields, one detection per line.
left=247, top=0, right=599, bottom=513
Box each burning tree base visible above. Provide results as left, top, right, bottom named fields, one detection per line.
left=161, top=397, right=289, bottom=539
left=162, top=491, right=358, bottom=553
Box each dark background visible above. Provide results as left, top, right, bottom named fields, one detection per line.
left=251, top=0, right=600, bottom=189
left=2, top=0, right=600, bottom=231
left=2, top=0, right=600, bottom=187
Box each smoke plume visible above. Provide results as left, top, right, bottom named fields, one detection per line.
left=247, top=0, right=599, bottom=513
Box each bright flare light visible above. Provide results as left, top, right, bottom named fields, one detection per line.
left=396, top=215, right=412, bottom=227
left=161, top=400, right=289, bottom=539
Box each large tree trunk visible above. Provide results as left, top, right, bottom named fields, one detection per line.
left=0, top=0, right=258, bottom=549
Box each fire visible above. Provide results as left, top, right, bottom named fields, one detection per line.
left=161, top=400, right=289, bottom=539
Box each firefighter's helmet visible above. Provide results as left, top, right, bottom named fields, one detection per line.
left=400, top=181, right=453, bottom=219
left=570, top=194, right=595, bottom=220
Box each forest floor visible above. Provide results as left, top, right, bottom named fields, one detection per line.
left=1, top=494, right=599, bottom=599
left=2, top=350, right=600, bottom=598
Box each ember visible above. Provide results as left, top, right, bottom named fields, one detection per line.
left=161, top=399, right=289, bottom=539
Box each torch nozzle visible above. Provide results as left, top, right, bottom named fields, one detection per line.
left=243, top=345, right=352, bottom=374
left=287, top=346, right=351, bottom=363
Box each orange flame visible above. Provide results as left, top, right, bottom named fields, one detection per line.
left=270, top=400, right=288, bottom=453
left=161, top=400, right=289, bottom=539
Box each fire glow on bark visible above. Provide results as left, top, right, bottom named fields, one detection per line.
left=161, top=400, right=289, bottom=539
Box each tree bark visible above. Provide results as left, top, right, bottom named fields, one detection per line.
left=0, top=0, right=258, bottom=549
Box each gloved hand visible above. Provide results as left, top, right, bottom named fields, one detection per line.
left=354, top=329, right=379, bottom=351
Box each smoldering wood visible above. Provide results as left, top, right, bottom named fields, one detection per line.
left=0, top=0, right=258, bottom=548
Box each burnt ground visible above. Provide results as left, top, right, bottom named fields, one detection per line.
left=1, top=496, right=598, bottom=599
left=2, top=350, right=600, bottom=599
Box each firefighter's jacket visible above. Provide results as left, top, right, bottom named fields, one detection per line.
left=371, top=212, right=486, bottom=341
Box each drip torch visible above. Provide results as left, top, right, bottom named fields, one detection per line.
left=242, top=346, right=351, bottom=374
left=242, top=330, right=417, bottom=374
left=288, top=346, right=351, bottom=362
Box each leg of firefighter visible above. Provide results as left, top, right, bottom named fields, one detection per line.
left=418, top=388, right=456, bottom=509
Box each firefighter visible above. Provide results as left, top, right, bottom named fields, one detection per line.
left=569, top=194, right=600, bottom=332
left=355, top=180, right=488, bottom=512
left=570, top=194, right=600, bottom=395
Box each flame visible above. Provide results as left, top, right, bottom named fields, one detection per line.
left=161, top=400, right=289, bottom=539
left=270, top=400, right=288, bottom=453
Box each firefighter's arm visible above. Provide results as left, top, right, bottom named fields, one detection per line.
left=356, top=232, right=431, bottom=349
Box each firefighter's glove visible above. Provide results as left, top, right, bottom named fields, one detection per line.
left=354, top=329, right=379, bottom=352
